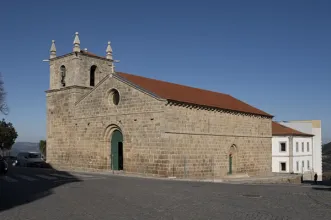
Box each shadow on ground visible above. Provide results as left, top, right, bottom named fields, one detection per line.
left=301, top=179, right=331, bottom=192
left=0, top=163, right=81, bottom=213
left=302, top=180, right=331, bottom=186
left=311, top=187, right=331, bottom=192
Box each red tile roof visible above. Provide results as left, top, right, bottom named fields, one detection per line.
left=117, top=72, right=273, bottom=117
left=272, top=122, right=313, bottom=137
left=80, top=50, right=105, bottom=59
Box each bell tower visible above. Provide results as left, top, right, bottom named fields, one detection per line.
left=47, top=32, right=115, bottom=91
left=45, top=32, right=117, bottom=165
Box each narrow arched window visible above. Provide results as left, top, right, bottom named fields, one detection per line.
left=90, top=65, right=97, bottom=86
left=60, top=65, right=66, bottom=87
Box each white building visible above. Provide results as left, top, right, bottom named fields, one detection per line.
left=272, top=122, right=315, bottom=178
left=278, top=120, right=323, bottom=180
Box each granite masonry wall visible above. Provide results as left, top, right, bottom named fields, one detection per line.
left=163, top=104, right=272, bottom=179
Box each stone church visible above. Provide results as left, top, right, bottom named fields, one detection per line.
left=46, top=32, right=273, bottom=178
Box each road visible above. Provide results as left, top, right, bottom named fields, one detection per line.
left=1, top=167, right=331, bottom=220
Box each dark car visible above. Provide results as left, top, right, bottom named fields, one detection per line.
left=0, top=155, right=8, bottom=175
left=3, top=156, right=17, bottom=166
left=16, top=152, right=45, bottom=168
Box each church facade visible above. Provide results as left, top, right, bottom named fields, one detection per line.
left=46, top=33, right=273, bottom=178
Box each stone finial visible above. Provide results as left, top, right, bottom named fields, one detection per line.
left=73, top=32, right=81, bottom=52
left=50, top=40, right=56, bottom=59
left=106, top=41, right=113, bottom=60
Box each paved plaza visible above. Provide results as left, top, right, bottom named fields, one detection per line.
left=1, top=167, right=331, bottom=219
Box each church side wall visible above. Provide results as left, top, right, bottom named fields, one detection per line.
left=164, top=104, right=272, bottom=179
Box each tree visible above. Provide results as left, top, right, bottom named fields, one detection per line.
left=0, top=73, right=9, bottom=115
left=39, top=140, right=46, bottom=157
left=0, top=118, right=18, bottom=151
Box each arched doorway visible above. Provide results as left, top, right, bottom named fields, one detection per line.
left=111, top=130, right=123, bottom=170
left=228, top=144, right=237, bottom=175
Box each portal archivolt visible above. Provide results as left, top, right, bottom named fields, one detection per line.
left=104, top=124, right=124, bottom=171
left=228, top=144, right=238, bottom=175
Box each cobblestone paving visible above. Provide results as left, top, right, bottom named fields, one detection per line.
left=1, top=169, right=331, bottom=219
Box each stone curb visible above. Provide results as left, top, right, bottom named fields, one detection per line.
left=60, top=169, right=302, bottom=185
left=12, top=166, right=302, bottom=185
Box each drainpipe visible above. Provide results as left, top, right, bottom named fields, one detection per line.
left=289, top=136, right=293, bottom=173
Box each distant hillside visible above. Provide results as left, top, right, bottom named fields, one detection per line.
left=10, top=142, right=39, bottom=156
left=322, top=142, right=331, bottom=172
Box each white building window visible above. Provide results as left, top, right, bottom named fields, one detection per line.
left=307, top=142, right=309, bottom=152
left=307, top=160, right=310, bottom=169
left=296, top=161, right=299, bottom=171
left=302, top=142, right=304, bottom=152
left=302, top=161, right=304, bottom=171
left=280, top=142, right=286, bottom=152
left=280, top=162, right=286, bottom=171
left=296, top=142, right=299, bottom=152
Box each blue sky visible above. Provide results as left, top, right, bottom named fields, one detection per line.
left=0, top=0, right=330, bottom=143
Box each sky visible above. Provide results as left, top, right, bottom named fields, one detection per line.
left=0, top=0, right=330, bottom=143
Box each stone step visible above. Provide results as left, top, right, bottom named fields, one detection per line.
left=223, top=173, right=250, bottom=179
left=222, top=175, right=302, bottom=184
left=110, top=170, right=125, bottom=174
